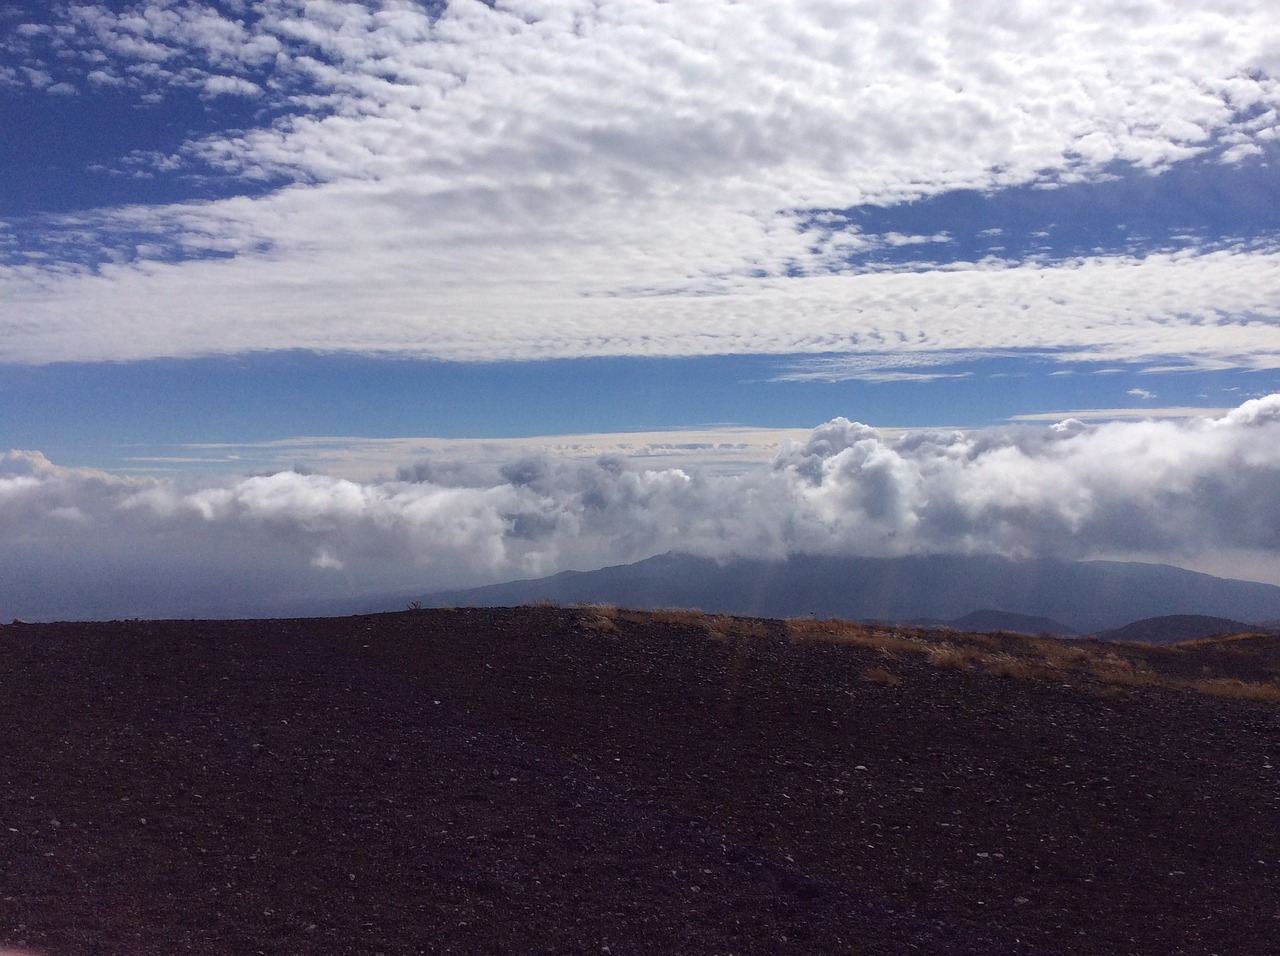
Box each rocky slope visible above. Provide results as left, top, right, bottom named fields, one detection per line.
left=2, top=609, right=1277, bottom=955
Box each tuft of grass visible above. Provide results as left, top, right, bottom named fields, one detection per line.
left=861, top=665, right=902, bottom=686
left=1039, top=641, right=1090, bottom=670
left=579, top=606, right=771, bottom=643
left=1089, top=652, right=1158, bottom=686
left=1091, top=683, right=1131, bottom=699
left=925, top=643, right=975, bottom=670
left=786, top=619, right=924, bottom=656
left=580, top=603, right=621, bottom=633
left=984, top=652, right=1037, bottom=679
left=650, top=607, right=713, bottom=627
left=648, top=608, right=761, bottom=642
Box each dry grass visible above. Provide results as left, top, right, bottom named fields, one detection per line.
left=786, top=618, right=924, bottom=655
left=861, top=665, right=902, bottom=686
left=925, top=643, right=976, bottom=670
left=560, top=604, right=1280, bottom=703
left=1190, top=678, right=1280, bottom=702
left=578, top=605, right=769, bottom=643
left=1174, top=631, right=1274, bottom=649
left=649, top=607, right=730, bottom=631
left=647, top=607, right=706, bottom=626
left=983, top=652, right=1038, bottom=680
left=648, top=608, right=728, bottom=640
left=1039, top=641, right=1090, bottom=670
left=1088, top=652, right=1161, bottom=687
left=799, top=620, right=1278, bottom=700
left=581, top=603, right=621, bottom=633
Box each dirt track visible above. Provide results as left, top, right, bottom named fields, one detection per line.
left=2, top=608, right=1277, bottom=954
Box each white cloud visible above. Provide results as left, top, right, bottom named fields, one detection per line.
left=2, top=0, right=1278, bottom=369
left=776, top=351, right=983, bottom=383
left=4, top=232, right=1280, bottom=367
left=1010, top=406, right=1231, bottom=422
left=1221, top=142, right=1264, bottom=163
left=200, top=74, right=260, bottom=97
left=310, top=546, right=344, bottom=571
left=3, top=395, right=1280, bottom=619
left=162, top=427, right=827, bottom=482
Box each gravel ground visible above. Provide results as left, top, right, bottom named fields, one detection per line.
left=2, top=608, right=1277, bottom=955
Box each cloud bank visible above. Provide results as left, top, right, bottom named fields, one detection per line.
left=4, top=395, right=1279, bottom=620
left=2, top=0, right=1279, bottom=370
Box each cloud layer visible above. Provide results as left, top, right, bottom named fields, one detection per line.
left=5, top=395, right=1279, bottom=619
left=3, top=0, right=1279, bottom=369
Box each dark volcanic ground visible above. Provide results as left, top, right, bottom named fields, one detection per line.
left=1, top=607, right=1277, bottom=955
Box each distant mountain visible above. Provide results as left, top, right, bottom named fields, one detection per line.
left=945, top=609, right=1077, bottom=636
left=1097, top=614, right=1275, bottom=645
left=426, top=552, right=1280, bottom=634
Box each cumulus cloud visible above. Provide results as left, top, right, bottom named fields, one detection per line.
left=3, top=396, right=1279, bottom=620
left=1, top=1, right=1278, bottom=369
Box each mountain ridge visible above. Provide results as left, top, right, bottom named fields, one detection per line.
left=941, top=608, right=1078, bottom=636
left=1097, top=613, right=1279, bottom=645
left=426, top=551, right=1280, bottom=635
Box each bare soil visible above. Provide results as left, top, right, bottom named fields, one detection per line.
left=2, top=607, right=1277, bottom=955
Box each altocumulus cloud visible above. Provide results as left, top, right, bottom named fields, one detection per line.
left=2, top=0, right=1279, bottom=371
left=3, top=396, right=1279, bottom=620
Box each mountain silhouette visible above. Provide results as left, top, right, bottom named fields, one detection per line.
left=427, top=552, right=1280, bottom=634
left=1097, top=614, right=1277, bottom=645
left=943, top=608, right=1077, bottom=636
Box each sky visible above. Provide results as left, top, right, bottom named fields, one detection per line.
left=2, top=0, right=1280, bottom=619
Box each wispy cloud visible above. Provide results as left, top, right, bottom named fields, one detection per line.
left=158, top=427, right=827, bottom=481
left=775, top=352, right=981, bottom=384
left=4, top=395, right=1279, bottom=619
left=2, top=1, right=1277, bottom=370
left=1010, top=405, right=1231, bottom=422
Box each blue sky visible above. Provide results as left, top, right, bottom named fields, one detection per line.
left=3, top=352, right=1268, bottom=474
left=3, top=1, right=1280, bottom=618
